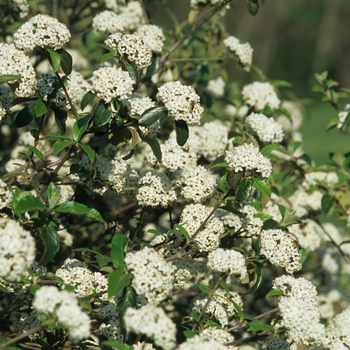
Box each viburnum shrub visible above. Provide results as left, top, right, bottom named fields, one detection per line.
left=0, top=0, right=350, bottom=349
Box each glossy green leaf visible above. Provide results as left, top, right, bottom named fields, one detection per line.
left=96, top=255, right=111, bottom=268
left=101, top=52, right=114, bottom=63
left=253, top=178, right=271, bottom=197
left=81, top=91, right=95, bottom=111
left=52, top=106, right=67, bottom=134
left=108, top=270, right=131, bottom=298
left=58, top=48, right=73, bottom=75
left=29, top=146, right=45, bottom=162
left=35, top=98, right=51, bottom=117
left=54, top=201, right=105, bottom=225
left=266, top=289, right=285, bottom=298
left=39, top=225, right=60, bottom=265
left=111, top=233, right=128, bottom=272
left=0, top=74, right=21, bottom=84
left=175, top=119, right=189, bottom=146
left=184, top=331, right=197, bottom=339
left=138, top=106, right=166, bottom=126
left=244, top=264, right=262, bottom=295
left=15, top=106, right=35, bottom=127
left=235, top=178, right=252, bottom=202
left=246, top=0, right=259, bottom=15
left=118, top=286, right=137, bottom=327
left=14, top=194, right=46, bottom=214
left=141, top=135, right=162, bottom=162
left=93, top=102, right=112, bottom=127
left=321, top=194, right=335, bottom=215
left=109, top=128, right=131, bottom=146
left=47, top=48, right=61, bottom=72
left=47, top=182, right=60, bottom=209
left=80, top=144, right=96, bottom=162
left=52, top=139, right=73, bottom=155
left=72, top=114, right=91, bottom=142
left=122, top=59, right=138, bottom=82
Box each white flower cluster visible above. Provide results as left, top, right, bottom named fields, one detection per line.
left=225, top=143, right=272, bottom=179
left=124, top=94, right=155, bottom=116
left=200, top=327, right=237, bottom=350
left=104, top=0, right=126, bottom=12
left=97, top=304, right=123, bottom=343
left=206, top=76, right=225, bottom=98
left=302, top=171, right=339, bottom=189
left=242, top=82, right=280, bottom=111
left=14, top=14, right=71, bottom=53
left=105, top=33, right=152, bottom=69
left=192, top=289, right=243, bottom=326
left=0, top=217, right=36, bottom=282
left=55, top=258, right=108, bottom=299
left=33, top=285, right=91, bottom=343
left=92, top=1, right=145, bottom=33
left=288, top=188, right=323, bottom=218
left=90, top=67, right=135, bottom=102
left=125, top=247, right=174, bottom=304
left=124, top=306, right=177, bottom=350
left=337, top=103, right=350, bottom=132
left=179, top=203, right=224, bottom=252
left=260, top=229, right=302, bottom=274
left=0, top=43, right=37, bottom=97
left=137, top=24, right=165, bottom=54
left=178, top=335, right=228, bottom=350
left=65, top=71, right=91, bottom=110
left=0, top=179, right=13, bottom=209
left=276, top=100, right=303, bottom=133
left=173, top=165, right=217, bottom=202
left=323, top=306, right=350, bottom=349
left=241, top=204, right=264, bottom=235
left=223, top=36, right=253, bottom=71
left=0, top=86, right=12, bottom=122
left=7, top=0, right=29, bottom=18
left=245, top=113, right=284, bottom=143
left=157, top=81, right=204, bottom=125
left=207, top=248, right=247, bottom=280
left=272, top=275, right=325, bottom=346
left=292, top=219, right=323, bottom=251
left=136, top=171, right=176, bottom=208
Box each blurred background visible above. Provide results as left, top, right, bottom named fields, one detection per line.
left=153, top=0, right=350, bottom=164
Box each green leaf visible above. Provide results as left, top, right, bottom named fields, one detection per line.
left=39, top=225, right=60, bottom=265
left=253, top=178, right=271, bottom=197
left=54, top=201, right=106, bottom=225
left=138, top=106, right=166, bottom=126
left=226, top=170, right=243, bottom=189
left=101, top=52, right=114, bottom=63
left=199, top=284, right=211, bottom=294
left=122, top=59, right=138, bottom=82
left=174, top=223, right=190, bottom=240
left=108, top=270, right=131, bottom=298
left=109, top=128, right=131, bottom=146
left=244, top=264, right=262, bottom=295
left=246, top=0, right=259, bottom=16
left=321, top=194, right=335, bottom=215
left=52, top=106, right=67, bottom=134
left=47, top=48, right=61, bottom=72
left=72, top=114, right=91, bottom=142
left=118, top=286, right=137, bottom=327
left=35, top=98, right=51, bottom=117
left=15, top=106, right=35, bottom=127
left=0, top=74, right=21, bottom=84
left=260, top=144, right=280, bottom=155
left=14, top=194, right=46, bottom=214
left=47, top=182, right=60, bottom=209
left=271, top=80, right=292, bottom=87
left=58, top=49, right=73, bottom=75
left=111, top=233, right=128, bottom=272
left=184, top=331, right=197, bottom=339
left=29, top=146, right=46, bottom=162
left=80, top=144, right=96, bottom=162
left=101, top=341, right=131, bottom=350
left=247, top=321, right=273, bottom=335
left=235, top=178, right=252, bottom=202
left=52, top=140, right=73, bottom=155
left=141, top=135, right=162, bottom=162
left=175, top=119, right=189, bottom=146
left=96, top=255, right=111, bottom=268
left=93, top=102, right=112, bottom=127
left=266, top=289, right=285, bottom=298
left=81, top=91, right=95, bottom=111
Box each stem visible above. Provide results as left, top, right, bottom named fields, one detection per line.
left=0, top=325, right=44, bottom=348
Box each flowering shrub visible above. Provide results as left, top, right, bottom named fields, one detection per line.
left=0, top=1, right=350, bottom=349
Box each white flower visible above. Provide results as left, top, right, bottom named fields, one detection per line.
left=337, top=103, right=350, bottom=132
left=225, top=143, right=272, bottom=179
left=6, top=0, right=29, bottom=18
left=292, top=219, right=323, bottom=251
left=0, top=218, right=36, bottom=282
left=288, top=188, right=323, bottom=218
left=260, top=229, right=302, bottom=274
left=14, top=14, right=70, bottom=53
left=200, top=327, right=237, bottom=350
left=0, top=179, right=13, bottom=209
left=157, top=81, right=204, bottom=125
left=223, top=36, right=253, bottom=71
left=90, top=67, right=135, bottom=102
left=302, top=171, right=339, bottom=189
left=92, top=10, right=125, bottom=33
left=124, top=306, right=177, bottom=350
left=242, top=82, right=280, bottom=111
left=206, top=76, right=225, bottom=98
left=276, top=100, right=304, bottom=133
left=137, top=24, right=165, bottom=54
left=245, top=113, right=284, bottom=143
left=178, top=335, right=228, bottom=350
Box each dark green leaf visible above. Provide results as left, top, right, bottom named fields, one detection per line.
left=235, top=178, right=252, bottom=202
left=29, top=146, right=45, bottom=161
left=246, top=0, right=259, bottom=16
left=52, top=140, right=73, bottom=155
left=15, top=106, right=35, bottom=127
left=199, top=284, right=211, bottom=294
left=244, top=265, right=262, bottom=295
left=247, top=321, right=273, bottom=334
left=175, top=119, right=189, bottom=146
left=141, top=135, right=162, bottom=162
left=14, top=195, right=46, bottom=214
left=145, top=55, right=159, bottom=79
left=47, top=182, right=60, bottom=209
left=271, top=80, right=292, bottom=87
left=72, top=114, right=91, bottom=142
left=55, top=201, right=105, bottom=225
left=253, top=178, right=271, bottom=197
left=210, top=155, right=226, bottom=169
left=183, top=331, right=197, bottom=339
left=321, top=194, right=335, bottom=215
left=47, top=48, right=61, bottom=72
left=93, top=102, right=112, bottom=127
left=138, top=106, right=166, bottom=126
left=260, top=144, right=280, bottom=155
left=109, top=128, right=131, bottom=146
left=122, top=59, right=138, bottom=82
left=118, top=286, right=137, bottom=327
left=81, top=91, right=95, bottom=111
left=266, top=289, right=285, bottom=298
left=101, top=341, right=131, bottom=350
left=101, top=53, right=114, bottom=63
left=108, top=270, right=130, bottom=298
left=0, top=74, right=21, bottom=84
left=227, top=170, right=243, bottom=189
left=35, top=98, right=51, bottom=117
left=58, top=49, right=73, bottom=75
left=96, top=255, right=111, bottom=268
left=174, top=224, right=190, bottom=240
left=111, top=233, right=128, bottom=272
left=52, top=106, right=67, bottom=134
left=80, top=144, right=96, bottom=162
left=39, top=226, right=60, bottom=265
